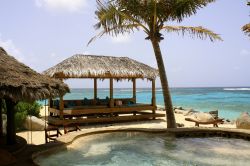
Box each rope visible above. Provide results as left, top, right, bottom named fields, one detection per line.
left=30, top=115, right=32, bottom=144
left=27, top=124, right=29, bottom=144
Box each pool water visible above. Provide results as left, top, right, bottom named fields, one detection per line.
left=35, top=132, right=250, bottom=166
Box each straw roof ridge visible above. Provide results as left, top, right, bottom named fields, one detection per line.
left=0, top=47, right=69, bottom=102
left=43, top=54, right=159, bottom=79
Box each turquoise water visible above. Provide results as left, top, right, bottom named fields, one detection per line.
left=38, top=87, right=250, bottom=120
left=35, top=132, right=250, bottom=166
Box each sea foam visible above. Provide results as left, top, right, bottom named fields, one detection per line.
left=224, top=88, right=250, bottom=91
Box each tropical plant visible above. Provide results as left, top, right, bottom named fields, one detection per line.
left=242, top=1, right=250, bottom=36
left=90, top=0, right=222, bottom=128
left=15, top=102, right=41, bottom=131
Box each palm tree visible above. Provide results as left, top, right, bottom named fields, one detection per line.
left=89, top=0, right=222, bottom=128
left=242, top=2, right=250, bottom=36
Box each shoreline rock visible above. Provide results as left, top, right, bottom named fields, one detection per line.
left=236, top=112, right=250, bottom=129
left=24, top=116, right=45, bottom=131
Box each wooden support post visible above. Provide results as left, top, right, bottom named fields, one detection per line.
left=49, top=98, right=53, bottom=108
left=132, top=78, right=136, bottom=103
left=109, top=78, right=114, bottom=107
left=5, top=99, right=16, bottom=145
left=59, top=96, right=64, bottom=120
left=152, top=79, right=156, bottom=115
left=0, top=99, right=3, bottom=137
left=94, top=78, right=97, bottom=105
left=49, top=99, right=54, bottom=116
left=94, top=78, right=97, bottom=99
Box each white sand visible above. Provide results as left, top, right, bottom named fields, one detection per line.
left=17, top=106, right=236, bottom=145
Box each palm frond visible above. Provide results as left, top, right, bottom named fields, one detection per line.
left=88, top=24, right=140, bottom=45
left=95, top=0, right=149, bottom=36
left=168, top=0, right=216, bottom=22
left=161, top=25, right=222, bottom=42
left=242, top=23, right=250, bottom=37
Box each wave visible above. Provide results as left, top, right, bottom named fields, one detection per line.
left=119, top=89, right=132, bottom=92
left=224, top=88, right=250, bottom=91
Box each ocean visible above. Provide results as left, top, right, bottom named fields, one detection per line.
left=39, top=87, right=250, bottom=120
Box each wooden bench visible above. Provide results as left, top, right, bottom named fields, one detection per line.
left=185, top=118, right=224, bottom=127
left=45, top=125, right=62, bottom=143
left=63, top=123, right=81, bottom=134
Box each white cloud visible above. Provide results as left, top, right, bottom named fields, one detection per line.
left=35, top=0, right=87, bottom=13
left=240, top=49, right=250, bottom=56
left=0, top=34, right=24, bottom=62
left=111, top=34, right=131, bottom=43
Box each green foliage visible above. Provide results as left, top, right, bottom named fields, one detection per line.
left=15, top=102, right=41, bottom=117
left=0, top=99, right=7, bottom=114
left=90, top=0, right=221, bottom=44
left=14, top=102, right=42, bottom=131
left=15, top=111, right=27, bottom=131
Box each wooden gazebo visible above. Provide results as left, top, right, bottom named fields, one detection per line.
left=44, top=54, right=164, bottom=126
left=0, top=47, right=69, bottom=145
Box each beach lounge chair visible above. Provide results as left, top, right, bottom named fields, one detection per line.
left=185, top=117, right=224, bottom=127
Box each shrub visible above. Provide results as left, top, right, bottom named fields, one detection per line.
left=0, top=99, right=6, bottom=114
left=15, top=111, right=27, bottom=131
left=1, top=100, right=42, bottom=131
left=14, top=101, right=42, bottom=131
left=15, top=101, right=41, bottom=117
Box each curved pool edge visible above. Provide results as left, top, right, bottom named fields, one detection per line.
left=32, top=127, right=250, bottom=165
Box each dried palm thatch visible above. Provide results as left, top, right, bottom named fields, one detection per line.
left=43, top=54, right=158, bottom=80
left=242, top=23, right=250, bottom=37
left=0, top=47, right=69, bottom=102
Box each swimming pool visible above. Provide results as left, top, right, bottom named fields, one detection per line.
left=34, top=132, right=250, bottom=166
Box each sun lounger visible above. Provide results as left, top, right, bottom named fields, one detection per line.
left=185, top=117, right=224, bottom=127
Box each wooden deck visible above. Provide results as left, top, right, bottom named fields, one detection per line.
left=48, top=113, right=165, bottom=126
left=48, top=104, right=164, bottom=126
left=49, top=104, right=156, bottom=115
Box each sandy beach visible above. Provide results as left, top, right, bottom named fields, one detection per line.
left=16, top=106, right=236, bottom=145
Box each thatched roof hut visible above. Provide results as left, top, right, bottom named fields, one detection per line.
left=0, top=47, right=69, bottom=102
left=43, top=54, right=158, bottom=80
left=0, top=47, right=69, bottom=145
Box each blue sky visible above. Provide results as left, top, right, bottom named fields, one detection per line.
left=0, top=0, right=249, bottom=88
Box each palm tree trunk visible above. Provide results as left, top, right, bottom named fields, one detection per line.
left=151, top=39, right=176, bottom=128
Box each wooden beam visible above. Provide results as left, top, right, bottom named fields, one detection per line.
left=110, top=78, right=113, bottom=99
left=5, top=99, right=16, bottom=145
left=152, top=79, right=156, bottom=107
left=49, top=98, right=53, bottom=108
left=132, top=78, right=136, bottom=103
left=50, top=104, right=156, bottom=115
left=59, top=96, right=64, bottom=120
left=109, top=78, right=114, bottom=107
left=152, top=79, right=156, bottom=117
left=94, top=78, right=97, bottom=99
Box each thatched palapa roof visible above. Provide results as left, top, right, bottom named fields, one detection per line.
left=43, top=54, right=158, bottom=79
left=0, top=47, right=69, bottom=102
